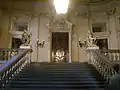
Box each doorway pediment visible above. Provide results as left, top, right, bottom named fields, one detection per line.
left=47, top=18, right=73, bottom=32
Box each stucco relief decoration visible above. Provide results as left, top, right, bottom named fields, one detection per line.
left=105, top=7, right=116, bottom=16
left=56, top=19, right=66, bottom=29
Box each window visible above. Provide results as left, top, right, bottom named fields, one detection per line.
left=12, top=18, right=28, bottom=31
left=92, top=23, right=106, bottom=33
left=18, top=24, right=28, bottom=31
left=14, top=21, right=28, bottom=31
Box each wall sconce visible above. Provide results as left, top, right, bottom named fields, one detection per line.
left=78, top=40, right=86, bottom=48
left=37, top=39, right=45, bottom=48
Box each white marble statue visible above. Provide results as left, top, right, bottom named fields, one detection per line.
left=20, top=30, right=32, bottom=49
left=22, top=30, right=31, bottom=45
left=86, top=31, right=97, bottom=47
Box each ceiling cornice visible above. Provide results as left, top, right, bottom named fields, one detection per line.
left=71, top=0, right=112, bottom=5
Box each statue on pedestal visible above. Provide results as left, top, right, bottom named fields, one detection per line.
left=86, top=31, right=99, bottom=49
left=22, top=30, right=31, bottom=45
left=20, top=30, right=32, bottom=49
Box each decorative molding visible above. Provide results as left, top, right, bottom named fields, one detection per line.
left=93, top=31, right=110, bottom=39
left=76, top=12, right=89, bottom=18
left=9, top=31, right=23, bottom=39
left=105, top=7, right=116, bottom=16
left=46, top=17, right=73, bottom=32
left=37, top=12, right=54, bottom=19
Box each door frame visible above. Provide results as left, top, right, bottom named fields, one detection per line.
left=47, top=18, right=73, bottom=63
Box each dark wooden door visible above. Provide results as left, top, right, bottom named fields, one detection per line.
left=52, top=32, right=69, bottom=62
left=12, top=38, right=23, bottom=49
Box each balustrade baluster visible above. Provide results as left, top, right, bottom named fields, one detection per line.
left=8, top=51, right=11, bottom=60
left=111, top=52, right=114, bottom=61
left=113, top=52, right=115, bottom=61
left=6, top=51, right=8, bottom=61
left=0, top=51, right=2, bottom=60
left=116, top=53, right=119, bottom=61
left=119, top=53, right=120, bottom=61
left=2, top=51, right=5, bottom=60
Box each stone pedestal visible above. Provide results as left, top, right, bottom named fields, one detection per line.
left=20, top=44, right=32, bottom=63
left=87, top=46, right=99, bottom=64
left=87, top=46, right=99, bottom=50
left=20, top=44, right=31, bottom=49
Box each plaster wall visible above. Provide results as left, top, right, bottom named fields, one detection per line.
left=0, top=13, right=12, bottom=48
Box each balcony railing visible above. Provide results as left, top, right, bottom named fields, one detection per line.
left=0, top=49, right=32, bottom=87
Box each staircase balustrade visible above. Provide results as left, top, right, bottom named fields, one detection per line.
left=0, top=49, right=22, bottom=61
left=0, top=49, right=32, bottom=87
left=100, top=50, right=120, bottom=63
left=87, top=50, right=117, bottom=84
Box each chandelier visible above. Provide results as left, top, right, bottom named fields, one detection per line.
left=53, top=0, right=69, bottom=14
